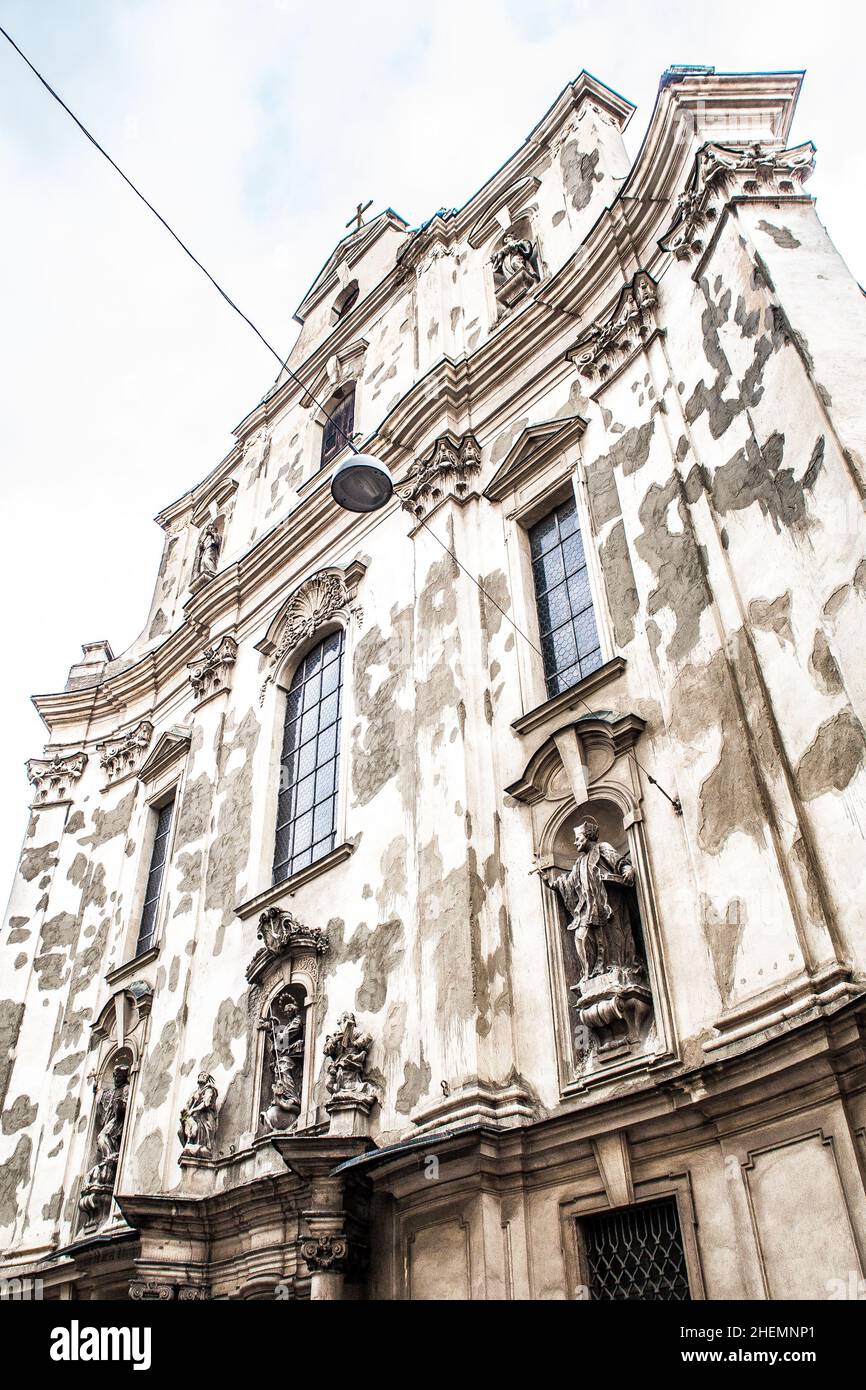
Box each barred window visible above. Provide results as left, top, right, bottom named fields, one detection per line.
left=135, top=798, right=174, bottom=956
left=529, top=495, right=601, bottom=698
left=273, top=630, right=344, bottom=885
left=582, top=1199, right=691, bottom=1301
left=321, top=386, right=355, bottom=468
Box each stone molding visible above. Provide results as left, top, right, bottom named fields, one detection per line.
left=97, top=720, right=154, bottom=786
left=256, top=561, right=365, bottom=703
left=246, top=907, right=330, bottom=987
left=399, top=430, right=481, bottom=522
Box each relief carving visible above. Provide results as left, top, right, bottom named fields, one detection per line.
left=188, top=634, right=237, bottom=703
left=98, top=720, right=153, bottom=784
left=260, top=989, right=305, bottom=1133
left=26, top=750, right=87, bottom=805
left=246, top=906, right=329, bottom=986
left=400, top=431, right=482, bottom=521
left=491, top=233, right=540, bottom=311
left=569, top=271, right=658, bottom=381
left=258, top=570, right=360, bottom=703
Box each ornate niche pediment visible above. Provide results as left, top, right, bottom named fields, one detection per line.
left=399, top=430, right=481, bottom=522
left=506, top=712, right=646, bottom=812
left=256, top=560, right=366, bottom=702
left=484, top=415, right=587, bottom=504
left=26, top=750, right=87, bottom=806
left=567, top=271, right=658, bottom=383
left=659, top=140, right=815, bottom=263
left=246, top=906, right=330, bottom=987
left=98, top=719, right=154, bottom=786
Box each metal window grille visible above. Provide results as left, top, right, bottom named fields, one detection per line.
left=273, top=629, right=344, bottom=885
left=135, top=798, right=174, bottom=956
left=582, top=1199, right=691, bottom=1300
left=321, top=386, right=355, bottom=468
left=528, top=496, right=601, bottom=698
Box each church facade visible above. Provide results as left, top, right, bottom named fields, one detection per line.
left=2, top=64, right=866, bottom=1301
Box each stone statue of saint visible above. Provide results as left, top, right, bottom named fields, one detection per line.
left=261, top=992, right=305, bottom=1133
left=323, top=1012, right=374, bottom=1101
left=178, top=1073, right=219, bottom=1159
left=193, top=521, right=221, bottom=581
left=492, top=235, right=537, bottom=281
left=542, top=817, right=638, bottom=982
left=79, top=1063, right=130, bottom=1223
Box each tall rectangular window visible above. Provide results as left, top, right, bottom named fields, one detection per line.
left=321, top=386, right=355, bottom=468
left=581, top=1199, right=691, bottom=1300
left=135, top=798, right=174, bottom=957
left=273, top=630, right=344, bottom=885
left=529, top=495, right=601, bottom=698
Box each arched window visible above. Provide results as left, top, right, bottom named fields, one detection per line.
left=320, top=384, right=355, bottom=468
left=331, top=280, right=359, bottom=324
left=273, top=629, right=345, bottom=884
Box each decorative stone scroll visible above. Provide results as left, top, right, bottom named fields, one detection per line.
left=301, top=1235, right=348, bottom=1274
left=399, top=431, right=482, bottom=521
left=246, top=906, right=330, bottom=987
left=541, top=816, right=653, bottom=1058
left=26, top=751, right=87, bottom=805
left=568, top=271, right=658, bottom=382
left=659, top=140, right=815, bottom=262
left=188, top=634, right=237, bottom=704
left=98, top=720, right=153, bottom=785
left=129, top=1281, right=211, bottom=1301
left=257, top=564, right=364, bottom=704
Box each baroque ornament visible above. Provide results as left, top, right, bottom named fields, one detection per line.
left=400, top=431, right=482, bottom=521
left=192, top=520, right=221, bottom=585
left=301, top=1235, right=348, bottom=1274
left=542, top=817, right=653, bottom=1057
left=97, top=720, right=153, bottom=784
left=491, top=234, right=540, bottom=311
left=569, top=271, right=658, bottom=381
left=26, top=751, right=87, bottom=804
left=260, top=989, right=305, bottom=1133
left=659, top=140, right=815, bottom=262
left=188, top=634, right=237, bottom=703
left=246, top=906, right=330, bottom=986
left=259, top=571, right=351, bottom=703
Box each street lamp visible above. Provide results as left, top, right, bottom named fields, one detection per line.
left=330, top=452, right=394, bottom=513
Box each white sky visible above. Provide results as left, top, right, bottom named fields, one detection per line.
left=1, top=0, right=863, bottom=898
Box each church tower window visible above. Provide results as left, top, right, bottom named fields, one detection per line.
left=320, top=385, right=355, bottom=468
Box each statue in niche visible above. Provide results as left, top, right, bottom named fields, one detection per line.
left=79, top=1062, right=130, bottom=1225
left=541, top=816, right=638, bottom=979
left=323, top=1011, right=377, bottom=1112
left=542, top=816, right=652, bottom=1057
left=178, top=1073, right=219, bottom=1159
left=492, top=235, right=537, bottom=281
left=193, top=520, right=221, bottom=582
left=260, top=990, right=305, bottom=1133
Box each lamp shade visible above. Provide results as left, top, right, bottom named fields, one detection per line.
left=330, top=453, right=394, bottom=512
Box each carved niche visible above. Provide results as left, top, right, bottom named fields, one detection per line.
left=188, top=634, right=238, bottom=704
left=507, top=713, right=672, bottom=1084
left=247, top=907, right=330, bottom=1135
left=568, top=272, right=658, bottom=382
left=399, top=431, right=482, bottom=522
left=98, top=720, right=154, bottom=785
left=659, top=140, right=815, bottom=262
left=490, top=227, right=540, bottom=313
left=190, top=517, right=222, bottom=591
left=26, top=750, right=87, bottom=805
left=256, top=562, right=365, bottom=703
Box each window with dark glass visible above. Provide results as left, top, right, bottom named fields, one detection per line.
left=581, top=1199, right=691, bottom=1301
left=320, top=386, right=355, bottom=469
left=273, top=630, right=344, bottom=885
left=135, top=798, right=174, bottom=957
left=529, top=495, right=601, bottom=698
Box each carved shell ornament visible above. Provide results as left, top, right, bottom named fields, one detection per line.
left=260, top=572, right=350, bottom=703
